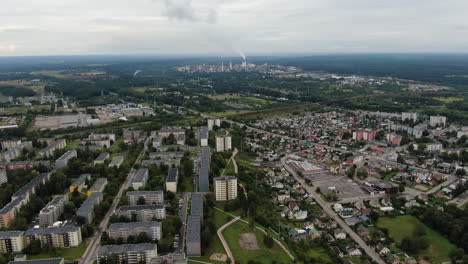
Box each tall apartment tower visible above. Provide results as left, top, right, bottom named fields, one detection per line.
left=215, top=136, right=232, bottom=152
left=214, top=176, right=238, bottom=201
left=402, top=112, right=418, bottom=122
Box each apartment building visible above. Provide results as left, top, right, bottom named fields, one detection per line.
left=127, top=191, right=164, bottom=206
left=215, top=136, right=232, bottom=152
left=214, top=176, right=238, bottom=201
left=190, top=194, right=204, bottom=223
left=186, top=216, right=201, bottom=257
left=87, top=178, right=108, bottom=196
left=0, top=197, right=27, bottom=228
left=198, top=147, right=211, bottom=192
left=108, top=221, right=162, bottom=241
left=94, top=152, right=110, bottom=166
left=207, top=118, right=221, bottom=131
left=1, top=140, right=21, bottom=150
left=430, top=115, right=447, bottom=127
left=149, top=151, right=184, bottom=160
left=199, top=126, right=208, bottom=147
left=123, top=129, right=144, bottom=143
left=0, top=169, right=7, bottom=185
left=0, top=161, right=50, bottom=171
left=38, top=195, right=68, bottom=227
left=55, top=150, right=77, bottom=169
left=97, top=243, right=158, bottom=264
left=152, top=135, right=163, bottom=148
left=117, top=205, right=166, bottom=221
left=0, top=231, right=25, bottom=253
left=132, top=168, right=149, bottom=190
left=76, top=192, right=103, bottom=224
left=38, top=139, right=67, bottom=158
left=8, top=259, right=65, bottom=264
left=402, top=112, right=418, bottom=122
left=24, top=226, right=82, bottom=248
left=159, top=128, right=185, bottom=137
left=69, top=174, right=91, bottom=192
left=165, top=167, right=178, bottom=193
left=12, top=173, right=50, bottom=200
left=109, top=155, right=124, bottom=168
left=0, top=142, right=33, bottom=162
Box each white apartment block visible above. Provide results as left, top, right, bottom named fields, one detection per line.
left=402, top=112, right=418, bottom=122
left=215, top=136, right=232, bottom=152
left=430, top=115, right=447, bottom=127
left=214, top=176, right=238, bottom=201
left=207, top=118, right=221, bottom=130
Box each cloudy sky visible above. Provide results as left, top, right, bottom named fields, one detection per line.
left=0, top=0, right=467, bottom=56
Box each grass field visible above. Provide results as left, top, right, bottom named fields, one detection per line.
left=434, top=97, right=464, bottom=103
left=210, top=93, right=242, bottom=100
left=0, top=105, right=50, bottom=115
left=229, top=103, right=319, bottom=121
left=222, top=220, right=292, bottom=264
left=305, top=246, right=333, bottom=263
left=132, top=86, right=164, bottom=93
left=377, top=215, right=456, bottom=263
left=28, top=242, right=87, bottom=261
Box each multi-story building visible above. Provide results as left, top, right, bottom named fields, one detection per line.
left=24, top=226, right=82, bottom=248
left=165, top=168, right=178, bottom=193
left=38, top=139, right=67, bottom=158
left=159, top=128, right=185, bottom=138
left=386, top=133, right=402, bottom=146
left=109, top=155, right=124, bottom=168
left=76, top=192, right=103, bottom=224
left=149, top=152, right=184, bottom=160
left=55, top=150, right=77, bottom=169
left=215, top=136, right=232, bottom=152
left=12, top=173, right=50, bottom=200
left=190, top=194, right=204, bottom=223
left=1, top=140, right=21, bottom=151
left=94, top=152, right=110, bottom=166
left=141, top=158, right=181, bottom=167
left=198, top=147, right=210, bottom=192
left=38, top=195, right=68, bottom=227
left=199, top=127, right=208, bottom=147
left=117, top=205, right=166, bottom=221
left=97, top=243, right=158, bottom=264
left=84, top=133, right=116, bottom=148
left=87, top=178, right=108, bottom=196
left=0, top=142, right=32, bottom=162
left=69, top=174, right=91, bottom=192
left=127, top=191, right=164, bottom=206
left=0, top=169, right=7, bottom=185
left=402, top=112, right=418, bottom=122
left=0, top=197, right=27, bottom=228
left=352, top=130, right=376, bottom=141
left=8, top=259, right=65, bottom=264
left=88, top=133, right=116, bottom=141
left=132, top=168, right=149, bottom=190
left=0, top=231, right=25, bottom=253
left=457, top=126, right=468, bottom=138
left=0, top=161, right=50, bottom=171
left=123, top=129, right=144, bottom=143
left=152, top=135, right=163, bottom=148
left=207, top=118, right=221, bottom=131
left=176, top=134, right=186, bottom=145
left=214, top=176, right=238, bottom=201
left=108, top=221, right=162, bottom=241
left=186, top=215, right=201, bottom=257
left=430, top=115, right=447, bottom=127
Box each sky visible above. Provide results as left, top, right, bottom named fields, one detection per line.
left=0, top=0, right=467, bottom=56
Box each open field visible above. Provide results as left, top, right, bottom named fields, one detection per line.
left=222, top=220, right=292, bottom=264
left=229, top=103, right=319, bottom=121
left=28, top=242, right=87, bottom=261
left=0, top=80, right=46, bottom=93
left=209, top=93, right=242, bottom=100
left=0, top=105, right=50, bottom=115
left=132, top=86, right=164, bottom=93
left=305, top=247, right=333, bottom=263
left=377, top=215, right=456, bottom=263
left=433, top=97, right=464, bottom=103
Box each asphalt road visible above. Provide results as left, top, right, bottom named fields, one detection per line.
left=281, top=156, right=386, bottom=264
left=80, top=137, right=150, bottom=264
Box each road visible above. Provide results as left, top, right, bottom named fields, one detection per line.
left=281, top=156, right=385, bottom=264
left=80, top=137, right=150, bottom=264
left=217, top=216, right=240, bottom=264
left=177, top=193, right=190, bottom=253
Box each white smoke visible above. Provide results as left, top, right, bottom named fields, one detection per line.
left=133, top=70, right=142, bottom=77
left=237, top=50, right=246, bottom=62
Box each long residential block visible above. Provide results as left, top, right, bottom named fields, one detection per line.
left=108, top=221, right=162, bottom=241
left=117, top=205, right=166, bottom=221
left=127, top=191, right=164, bottom=206
left=97, top=243, right=158, bottom=264
left=24, top=225, right=82, bottom=248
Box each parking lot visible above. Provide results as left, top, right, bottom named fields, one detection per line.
left=307, top=173, right=368, bottom=199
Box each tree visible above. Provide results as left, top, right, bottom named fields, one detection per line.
left=137, top=196, right=146, bottom=205
left=263, top=234, right=274, bottom=248
left=398, top=184, right=405, bottom=193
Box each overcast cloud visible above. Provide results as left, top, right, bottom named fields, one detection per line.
left=0, top=0, right=467, bottom=56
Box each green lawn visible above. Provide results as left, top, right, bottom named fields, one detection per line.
left=28, top=242, right=87, bottom=261
left=377, top=215, right=456, bottom=263
left=181, top=176, right=193, bottom=192
left=223, top=160, right=236, bottom=176
left=305, top=246, right=333, bottom=263
left=222, top=220, right=292, bottom=264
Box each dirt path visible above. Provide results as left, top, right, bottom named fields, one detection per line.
left=217, top=216, right=240, bottom=264
left=214, top=207, right=295, bottom=261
